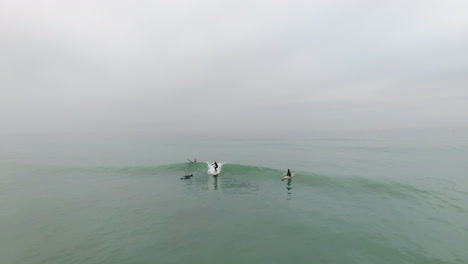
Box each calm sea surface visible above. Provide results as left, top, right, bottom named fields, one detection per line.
left=1, top=129, right=467, bottom=264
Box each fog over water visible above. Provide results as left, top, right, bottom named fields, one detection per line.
left=1, top=0, right=468, bottom=137
left=2, top=3, right=468, bottom=263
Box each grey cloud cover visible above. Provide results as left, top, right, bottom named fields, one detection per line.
left=1, top=0, right=468, bottom=134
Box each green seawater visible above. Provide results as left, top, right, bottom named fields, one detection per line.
left=1, top=129, right=468, bottom=264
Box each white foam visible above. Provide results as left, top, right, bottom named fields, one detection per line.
left=207, top=161, right=224, bottom=175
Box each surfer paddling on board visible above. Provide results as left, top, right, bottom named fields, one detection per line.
left=212, top=161, right=219, bottom=172
left=181, top=174, right=193, bottom=179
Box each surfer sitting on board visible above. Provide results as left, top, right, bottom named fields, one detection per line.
left=281, top=169, right=293, bottom=181
left=212, top=161, right=219, bottom=172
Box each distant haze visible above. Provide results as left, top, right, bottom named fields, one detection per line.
left=1, top=0, right=468, bottom=135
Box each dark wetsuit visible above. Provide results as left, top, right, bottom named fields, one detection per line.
left=181, top=174, right=193, bottom=179
left=213, top=162, right=218, bottom=171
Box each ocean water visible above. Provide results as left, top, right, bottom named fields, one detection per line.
left=1, top=129, right=468, bottom=264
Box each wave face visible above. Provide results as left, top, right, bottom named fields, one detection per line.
left=6, top=162, right=453, bottom=200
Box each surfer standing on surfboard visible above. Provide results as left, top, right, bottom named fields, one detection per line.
left=212, top=161, right=219, bottom=172
left=286, top=169, right=292, bottom=177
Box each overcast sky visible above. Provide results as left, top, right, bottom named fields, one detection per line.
left=1, top=0, right=467, bottom=134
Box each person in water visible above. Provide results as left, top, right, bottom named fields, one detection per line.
left=212, top=161, right=219, bottom=171
left=193, top=158, right=197, bottom=163
left=182, top=173, right=193, bottom=179
left=286, top=169, right=292, bottom=177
